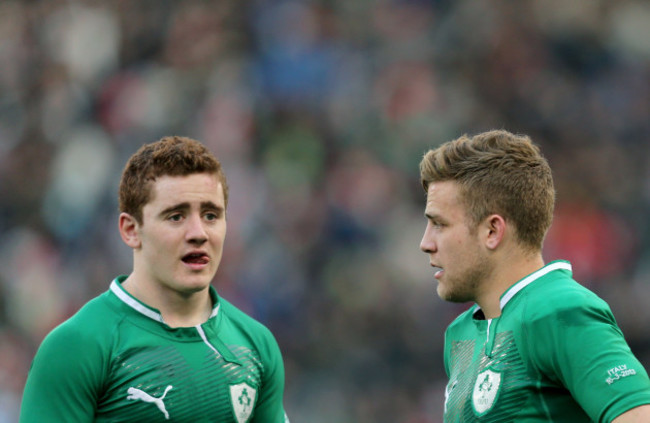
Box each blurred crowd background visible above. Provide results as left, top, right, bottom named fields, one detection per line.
left=2, top=0, right=650, bottom=421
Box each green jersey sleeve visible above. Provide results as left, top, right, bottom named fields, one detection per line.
left=251, top=327, right=288, bottom=423
left=20, top=317, right=107, bottom=422
left=527, top=290, right=650, bottom=423
left=219, top=296, right=289, bottom=423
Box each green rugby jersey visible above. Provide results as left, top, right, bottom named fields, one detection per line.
left=443, top=260, right=650, bottom=423
left=21, top=276, right=289, bottom=423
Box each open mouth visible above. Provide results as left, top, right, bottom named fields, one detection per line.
left=182, top=253, right=209, bottom=265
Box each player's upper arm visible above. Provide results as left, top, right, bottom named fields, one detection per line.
left=526, top=293, right=650, bottom=422
left=612, top=404, right=650, bottom=423
left=20, top=320, right=105, bottom=422
left=257, top=332, right=287, bottom=422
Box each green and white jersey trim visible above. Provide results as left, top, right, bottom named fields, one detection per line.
left=472, top=260, right=573, bottom=319
left=499, top=260, right=572, bottom=310
left=474, top=261, right=573, bottom=350
left=109, top=279, right=221, bottom=323
left=110, top=279, right=226, bottom=358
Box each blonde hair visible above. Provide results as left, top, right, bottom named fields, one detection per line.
left=420, top=130, right=554, bottom=251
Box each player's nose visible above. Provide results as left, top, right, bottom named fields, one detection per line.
left=185, top=214, right=208, bottom=244
left=420, top=224, right=436, bottom=254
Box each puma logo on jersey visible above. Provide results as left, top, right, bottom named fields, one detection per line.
left=127, top=385, right=173, bottom=420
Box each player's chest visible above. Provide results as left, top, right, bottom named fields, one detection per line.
left=444, top=330, right=534, bottom=422
left=96, top=342, right=262, bottom=422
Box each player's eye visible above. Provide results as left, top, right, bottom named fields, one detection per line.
left=168, top=214, right=183, bottom=222
left=204, top=211, right=222, bottom=221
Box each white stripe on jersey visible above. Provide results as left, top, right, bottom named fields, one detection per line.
left=500, top=261, right=572, bottom=310
left=110, top=279, right=165, bottom=322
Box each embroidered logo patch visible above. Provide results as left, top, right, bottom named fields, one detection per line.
left=472, top=369, right=501, bottom=416
left=230, top=382, right=257, bottom=423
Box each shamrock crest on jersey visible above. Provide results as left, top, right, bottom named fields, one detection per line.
left=230, top=382, right=257, bottom=422
left=472, top=368, right=501, bottom=416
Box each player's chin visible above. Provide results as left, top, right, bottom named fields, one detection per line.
left=177, top=273, right=214, bottom=291
left=436, top=282, right=458, bottom=302
left=436, top=282, right=448, bottom=300
left=177, top=283, right=211, bottom=297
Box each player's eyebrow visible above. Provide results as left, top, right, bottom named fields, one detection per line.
left=200, top=201, right=222, bottom=211
left=159, top=201, right=225, bottom=217
left=200, top=201, right=225, bottom=215
left=159, top=202, right=190, bottom=217
left=425, top=212, right=447, bottom=225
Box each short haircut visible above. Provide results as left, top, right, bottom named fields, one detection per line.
left=419, top=129, right=555, bottom=251
left=119, top=136, right=228, bottom=224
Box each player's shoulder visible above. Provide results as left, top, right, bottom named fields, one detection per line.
left=446, top=304, right=480, bottom=334
left=529, top=272, right=606, bottom=306
left=218, top=296, right=276, bottom=339
left=41, top=290, right=122, bottom=349
left=523, top=266, right=612, bottom=322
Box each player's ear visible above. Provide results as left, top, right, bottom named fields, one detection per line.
left=484, top=214, right=506, bottom=250
left=119, top=212, right=141, bottom=249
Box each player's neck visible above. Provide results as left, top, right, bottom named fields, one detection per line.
left=158, top=292, right=213, bottom=328
left=121, top=274, right=214, bottom=328
left=476, top=251, right=545, bottom=319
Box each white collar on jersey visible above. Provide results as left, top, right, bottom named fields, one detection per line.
left=473, top=260, right=573, bottom=318
left=109, top=279, right=220, bottom=324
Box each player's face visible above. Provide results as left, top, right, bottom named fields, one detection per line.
left=136, top=173, right=227, bottom=296
left=420, top=181, right=492, bottom=303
